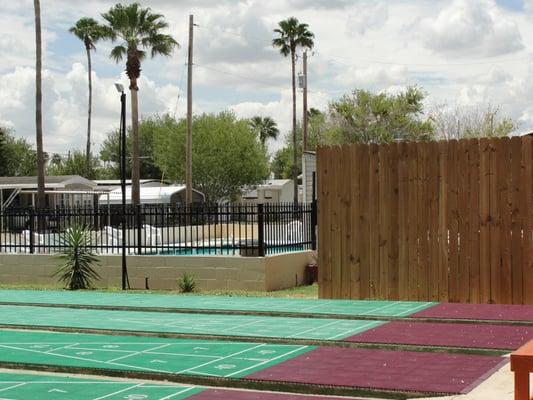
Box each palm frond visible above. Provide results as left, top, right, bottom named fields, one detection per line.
left=110, top=45, right=127, bottom=62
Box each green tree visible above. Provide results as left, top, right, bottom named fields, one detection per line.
left=430, top=104, right=518, bottom=139
left=249, top=116, right=279, bottom=146
left=328, top=87, right=434, bottom=144
left=154, top=112, right=269, bottom=203
left=99, top=115, right=166, bottom=180
left=69, top=18, right=106, bottom=176
left=2, top=134, right=39, bottom=176
left=101, top=2, right=179, bottom=207
left=47, top=150, right=99, bottom=179
left=273, top=17, right=314, bottom=203
left=271, top=147, right=294, bottom=179
left=0, top=127, right=8, bottom=175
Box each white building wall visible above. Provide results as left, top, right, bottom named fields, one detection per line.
left=302, top=152, right=316, bottom=203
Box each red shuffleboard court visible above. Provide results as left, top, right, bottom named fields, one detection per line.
left=246, top=347, right=506, bottom=395
left=413, top=303, right=533, bottom=322
left=345, top=321, right=533, bottom=350
left=188, top=390, right=364, bottom=400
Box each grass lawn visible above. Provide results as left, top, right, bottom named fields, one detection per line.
left=0, top=283, right=319, bottom=298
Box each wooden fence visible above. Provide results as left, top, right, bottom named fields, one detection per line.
left=317, top=137, right=533, bottom=304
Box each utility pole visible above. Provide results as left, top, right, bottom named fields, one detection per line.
left=186, top=14, right=194, bottom=206
left=302, top=50, right=308, bottom=152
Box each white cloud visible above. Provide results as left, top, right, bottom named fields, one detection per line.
left=422, top=0, right=524, bottom=57
left=346, top=1, right=389, bottom=35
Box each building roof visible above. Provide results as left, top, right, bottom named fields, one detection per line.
left=241, top=179, right=293, bottom=199
left=0, top=175, right=96, bottom=190
left=93, top=179, right=167, bottom=186
left=99, top=185, right=204, bottom=205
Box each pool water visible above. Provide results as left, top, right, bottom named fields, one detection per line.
left=155, top=245, right=305, bottom=256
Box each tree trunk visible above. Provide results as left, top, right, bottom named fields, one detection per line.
left=130, top=83, right=140, bottom=208
left=291, top=49, right=298, bottom=205
left=34, top=0, right=45, bottom=209
left=85, top=43, right=92, bottom=178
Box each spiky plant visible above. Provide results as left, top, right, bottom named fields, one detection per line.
left=53, top=224, right=100, bottom=290
left=178, top=272, right=196, bottom=293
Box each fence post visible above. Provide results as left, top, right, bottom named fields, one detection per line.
left=29, top=208, right=35, bottom=254
left=136, top=204, right=142, bottom=255
left=311, top=200, right=317, bottom=250
left=311, top=171, right=317, bottom=250
left=258, top=203, right=265, bottom=256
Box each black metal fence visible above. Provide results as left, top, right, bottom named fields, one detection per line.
left=0, top=203, right=317, bottom=256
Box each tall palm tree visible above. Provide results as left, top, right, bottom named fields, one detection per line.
left=273, top=17, right=314, bottom=204
left=249, top=116, right=279, bottom=146
left=69, top=18, right=106, bottom=178
left=34, top=0, right=45, bottom=208
left=101, top=3, right=178, bottom=207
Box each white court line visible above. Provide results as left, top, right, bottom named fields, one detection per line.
left=147, top=351, right=218, bottom=359
left=288, top=319, right=343, bottom=338
left=92, top=383, right=144, bottom=400
left=159, top=386, right=197, bottom=400
left=107, top=344, right=172, bottom=363
left=326, top=321, right=382, bottom=340
left=220, top=319, right=263, bottom=332
left=0, top=383, right=26, bottom=392
left=224, top=346, right=309, bottom=378
left=176, top=344, right=266, bottom=375
left=358, top=301, right=401, bottom=316
left=395, top=302, right=435, bottom=317
left=0, top=344, right=170, bottom=375
left=46, top=343, right=79, bottom=353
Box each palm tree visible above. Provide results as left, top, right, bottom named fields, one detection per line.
left=101, top=3, right=178, bottom=207
left=273, top=17, right=314, bottom=204
left=69, top=18, right=106, bottom=178
left=249, top=116, right=279, bottom=146
left=34, top=0, right=45, bottom=208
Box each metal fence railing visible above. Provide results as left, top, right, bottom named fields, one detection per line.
left=0, top=203, right=317, bottom=256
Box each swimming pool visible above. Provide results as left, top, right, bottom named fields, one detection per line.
left=153, top=245, right=305, bottom=256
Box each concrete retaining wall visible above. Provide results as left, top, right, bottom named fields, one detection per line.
left=0, top=251, right=314, bottom=291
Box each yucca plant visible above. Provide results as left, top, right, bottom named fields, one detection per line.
left=178, top=272, right=197, bottom=293
left=53, top=224, right=100, bottom=290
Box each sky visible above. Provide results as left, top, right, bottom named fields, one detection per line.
left=2, top=0, right=533, bottom=157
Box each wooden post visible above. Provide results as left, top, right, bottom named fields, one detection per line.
left=302, top=50, right=308, bottom=152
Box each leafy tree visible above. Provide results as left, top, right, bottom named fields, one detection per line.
left=271, top=147, right=294, bottom=179
left=99, top=115, right=166, bottom=180
left=69, top=18, right=106, bottom=176
left=0, top=126, right=8, bottom=175
left=430, top=104, right=518, bottom=139
left=34, top=0, right=45, bottom=207
left=101, top=3, right=179, bottom=207
left=249, top=116, right=279, bottom=146
left=2, top=131, right=40, bottom=176
left=273, top=17, right=314, bottom=203
left=328, top=87, right=434, bottom=144
left=154, top=112, right=269, bottom=203
left=47, top=150, right=99, bottom=179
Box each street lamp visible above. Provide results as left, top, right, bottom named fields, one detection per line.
left=115, top=82, right=129, bottom=290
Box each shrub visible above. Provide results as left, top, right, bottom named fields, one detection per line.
left=178, top=272, right=197, bottom=293
left=53, top=224, right=100, bottom=290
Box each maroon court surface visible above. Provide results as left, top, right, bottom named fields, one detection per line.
left=246, top=347, right=506, bottom=395
left=345, top=321, right=533, bottom=350
left=413, top=303, right=533, bottom=322
left=189, top=390, right=363, bottom=400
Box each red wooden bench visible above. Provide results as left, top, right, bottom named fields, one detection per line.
left=511, top=340, right=533, bottom=400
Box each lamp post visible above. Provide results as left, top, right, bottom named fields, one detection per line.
left=115, top=82, right=129, bottom=290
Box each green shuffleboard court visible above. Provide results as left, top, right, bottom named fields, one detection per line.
left=0, top=329, right=312, bottom=379
left=0, top=290, right=435, bottom=318
left=0, top=372, right=203, bottom=400
left=0, top=305, right=384, bottom=341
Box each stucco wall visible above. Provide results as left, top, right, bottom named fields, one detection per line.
left=0, top=251, right=313, bottom=291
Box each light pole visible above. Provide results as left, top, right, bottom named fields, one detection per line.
left=115, top=82, right=129, bottom=290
